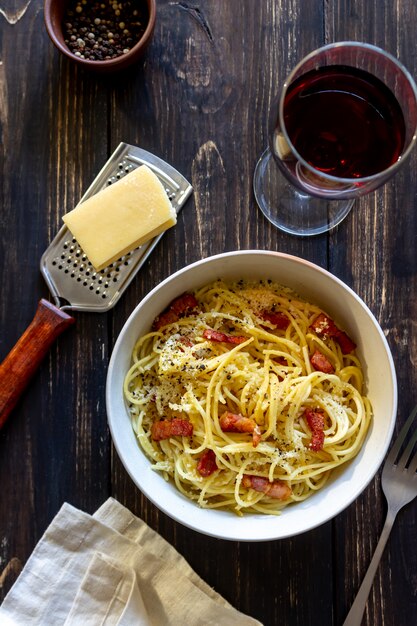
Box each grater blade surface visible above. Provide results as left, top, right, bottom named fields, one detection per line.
left=40, top=143, right=193, bottom=313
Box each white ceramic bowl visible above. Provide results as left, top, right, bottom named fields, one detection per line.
left=106, top=251, right=397, bottom=541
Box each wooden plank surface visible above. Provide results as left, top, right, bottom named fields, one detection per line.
left=1, top=0, right=417, bottom=624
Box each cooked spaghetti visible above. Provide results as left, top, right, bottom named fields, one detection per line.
left=124, top=280, right=372, bottom=515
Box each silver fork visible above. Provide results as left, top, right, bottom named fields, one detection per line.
left=343, top=405, right=417, bottom=626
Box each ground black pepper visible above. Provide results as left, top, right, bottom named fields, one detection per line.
left=62, top=0, right=148, bottom=61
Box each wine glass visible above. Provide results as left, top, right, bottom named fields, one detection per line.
left=253, top=42, right=417, bottom=236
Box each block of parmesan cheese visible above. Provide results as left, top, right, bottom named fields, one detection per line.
left=62, top=164, right=177, bottom=271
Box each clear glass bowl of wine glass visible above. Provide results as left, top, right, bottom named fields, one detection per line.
left=253, top=42, right=417, bottom=236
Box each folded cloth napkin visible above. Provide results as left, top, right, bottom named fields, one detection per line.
left=0, top=498, right=262, bottom=626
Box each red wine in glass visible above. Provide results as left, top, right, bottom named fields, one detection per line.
left=282, top=65, right=405, bottom=179
left=253, top=42, right=417, bottom=236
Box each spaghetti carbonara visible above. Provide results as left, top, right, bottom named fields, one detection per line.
left=124, top=280, right=372, bottom=515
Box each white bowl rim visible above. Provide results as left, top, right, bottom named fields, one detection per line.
left=106, top=250, right=398, bottom=541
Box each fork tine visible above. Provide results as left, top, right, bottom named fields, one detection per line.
left=397, top=426, right=417, bottom=471
left=386, top=405, right=417, bottom=466
left=408, top=449, right=417, bottom=475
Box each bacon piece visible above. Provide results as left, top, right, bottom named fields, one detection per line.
left=310, top=312, right=338, bottom=337
left=272, top=356, right=287, bottom=366
left=203, top=329, right=247, bottom=345
left=197, top=449, right=217, bottom=477
left=242, top=475, right=292, bottom=500
left=310, top=313, right=356, bottom=354
left=153, top=309, right=179, bottom=330
left=335, top=330, right=357, bottom=354
left=151, top=418, right=193, bottom=441
left=170, top=293, right=199, bottom=316
left=179, top=336, right=194, bottom=347
left=259, top=310, right=290, bottom=330
left=220, top=412, right=256, bottom=433
left=219, top=412, right=261, bottom=447
left=311, top=350, right=335, bottom=374
left=177, top=335, right=194, bottom=352
left=304, top=408, right=325, bottom=451
left=153, top=293, right=199, bottom=330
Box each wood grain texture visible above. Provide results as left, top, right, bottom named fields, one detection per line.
left=324, top=1, right=417, bottom=624
left=0, top=0, right=111, bottom=603
left=1, top=0, right=417, bottom=624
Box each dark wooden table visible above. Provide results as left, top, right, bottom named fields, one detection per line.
left=1, top=1, right=417, bottom=624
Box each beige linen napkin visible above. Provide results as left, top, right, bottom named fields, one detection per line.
left=0, top=498, right=262, bottom=626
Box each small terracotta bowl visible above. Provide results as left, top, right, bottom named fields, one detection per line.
left=44, top=0, right=156, bottom=73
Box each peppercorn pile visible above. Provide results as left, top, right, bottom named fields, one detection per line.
left=62, top=1, right=148, bottom=61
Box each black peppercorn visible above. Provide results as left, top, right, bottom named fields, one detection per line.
left=62, top=0, right=148, bottom=61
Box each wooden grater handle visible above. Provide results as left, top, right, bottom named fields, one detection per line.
left=0, top=299, right=75, bottom=429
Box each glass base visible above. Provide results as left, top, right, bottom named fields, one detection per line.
left=253, top=149, right=355, bottom=236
